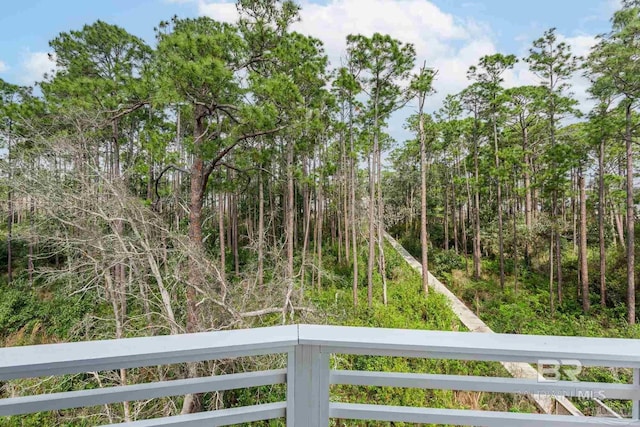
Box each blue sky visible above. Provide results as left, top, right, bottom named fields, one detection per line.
left=0, top=0, right=191, bottom=83
left=434, top=0, right=613, bottom=45
left=0, top=0, right=620, bottom=143
left=0, top=0, right=616, bottom=86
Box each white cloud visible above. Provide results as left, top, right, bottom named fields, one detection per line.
left=197, top=0, right=238, bottom=22
left=0, top=60, right=8, bottom=73
left=18, top=51, right=57, bottom=86
left=197, top=0, right=497, bottom=113
left=298, top=0, right=496, bottom=115
left=562, top=34, right=598, bottom=114
left=608, top=0, right=622, bottom=12
left=562, top=34, right=597, bottom=58
left=195, top=0, right=601, bottom=138
left=501, top=33, right=599, bottom=115
left=507, top=34, right=598, bottom=114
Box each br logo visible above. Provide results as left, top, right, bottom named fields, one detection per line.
left=537, top=359, right=582, bottom=382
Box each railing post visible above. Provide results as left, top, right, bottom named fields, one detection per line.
left=633, top=368, right=639, bottom=420
left=287, top=344, right=330, bottom=426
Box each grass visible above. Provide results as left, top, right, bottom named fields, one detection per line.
left=294, top=242, right=537, bottom=426
left=394, top=232, right=640, bottom=418
left=1, top=241, right=542, bottom=426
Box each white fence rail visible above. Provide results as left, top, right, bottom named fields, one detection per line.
left=386, top=231, right=622, bottom=417
left=1, top=324, right=639, bottom=426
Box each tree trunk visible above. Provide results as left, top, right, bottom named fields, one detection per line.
left=316, top=159, right=324, bottom=291
left=183, top=106, right=207, bottom=414
left=6, top=121, right=12, bottom=285
left=218, top=192, right=226, bottom=285
left=524, top=127, right=532, bottom=265
left=186, top=117, right=206, bottom=205
left=419, top=102, right=429, bottom=295
left=350, top=103, right=359, bottom=307
left=343, top=136, right=350, bottom=264
left=112, top=119, right=120, bottom=179
left=614, top=202, right=626, bottom=250
left=550, top=101, right=563, bottom=305
left=453, top=178, right=459, bottom=254
left=311, top=156, right=318, bottom=288
left=104, top=272, right=131, bottom=421
left=112, top=118, right=127, bottom=349
left=579, top=168, right=589, bottom=313
left=549, top=229, right=555, bottom=314
left=444, top=183, right=450, bottom=251
left=572, top=169, right=578, bottom=254
left=513, top=171, right=518, bottom=293
left=226, top=192, right=232, bottom=253
left=367, top=149, right=375, bottom=308
left=337, top=200, right=342, bottom=264
left=246, top=195, right=253, bottom=246
left=232, top=191, right=239, bottom=276
left=610, top=198, right=619, bottom=247
left=494, top=117, right=505, bottom=289
left=28, top=197, right=35, bottom=287
left=286, top=138, right=295, bottom=282
left=147, top=160, right=154, bottom=203
left=258, top=167, right=265, bottom=288
left=174, top=106, right=182, bottom=230
left=625, top=102, right=635, bottom=325
left=473, top=132, right=482, bottom=280
left=374, top=99, right=387, bottom=306
left=462, top=159, right=471, bottom=273
left=301, top=156, right=310, bottom=287
left=598, top=138, right=606, bottom=306
left=556, top=225, right=563, bottom=305
left=554, top=186, right=563, bottom=305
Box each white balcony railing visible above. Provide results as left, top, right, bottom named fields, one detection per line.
left=1, top=324, right=639, bottom=426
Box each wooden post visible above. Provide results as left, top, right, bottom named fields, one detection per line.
left=288, top=343, right=330, bottom=427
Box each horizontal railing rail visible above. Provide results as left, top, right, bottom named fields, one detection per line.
left=0, top=324, right=639, bottom=426
left=299, top=324, right=640, bottom=368
left=0, top=324, right=299, bottom=380
left=0, top=370, right=287, bottom=416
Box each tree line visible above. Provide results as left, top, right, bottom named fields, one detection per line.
left=0, top=0, right=434, bottom=419
left=385, top=0, right=640, bottom=325
left=1, top=0, right=640, bottom=421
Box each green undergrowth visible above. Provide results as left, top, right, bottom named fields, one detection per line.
left=1, top=242, right=539, bottom=426
left=444, top=265, right=639, bottom=417
left=252, top=243, right=534, bottom=426
left=395, top=232, right=640, bottom=418
left=0, top=280, right=95, bottom=347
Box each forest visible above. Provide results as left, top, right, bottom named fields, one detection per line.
left=1, top=0, right=640, bottom=424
